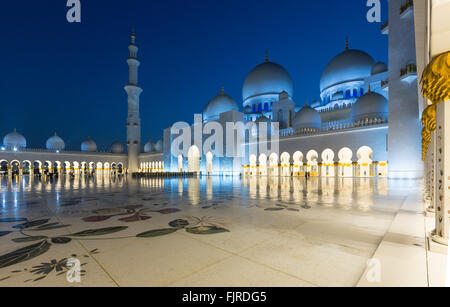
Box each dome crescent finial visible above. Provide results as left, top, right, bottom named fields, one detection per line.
left=265, top=50, right=269, bottom=62
left=346, top=37, right=349, bottom=50
left=131, top=27, right=136, bottom=44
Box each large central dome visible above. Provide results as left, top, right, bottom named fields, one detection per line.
left=243, top=59, right=293, bottom=103
left=320, top=48, right=375, bottom=93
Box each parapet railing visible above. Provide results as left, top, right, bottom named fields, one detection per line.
left=279, top=120, right=388, bottom=138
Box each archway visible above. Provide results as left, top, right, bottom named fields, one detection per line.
left=22, top=160, right=31, bottom=175
left=178, top=155, right=183, bottom=173
left=269, top=153, right=279, bottom=177
left=96, top=162, right=103, bottom=175
left=249, top=154, right=257, bottom=176
left=293, top=151, right=304, bottom=176
left=0, top=160, right=8, bottom=175
left=11, top=160, right=20, bottom=175
left=188, top=146, right=200, bottom=173
left=34, top=161, right=42, bottom=175
left=306, top=150, right=319, bottom=177
left=280, top=152, right=291, bottom=177
left=206, top=152, right=213, bottom=175
left=73, top=161, right=80, bottom=175
left=357, top=146, right=373, bottom=177
left=338, top=147, right=353, bottom=177
left=321, top=149, right=335, bottom=177
left=259, top=154, right=268, bottom=176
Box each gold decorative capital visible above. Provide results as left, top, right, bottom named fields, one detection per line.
left=421, top=51, right=450, bottom=104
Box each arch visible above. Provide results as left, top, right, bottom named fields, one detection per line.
left=10, top=160, right=20, bottom=175
left=280, top=152, right=291, bottom=177
left=338, top=147, right=353, bottom=177
left=117, top=162, right=124, bottom=174
left=321, top=149, right=335, bottom=177
left=306, top=150, right=319, bottom=177
left=22, top=160, right=32, bottom=175
left=0, top=160, right=8, bottom=175
left=249, top=154, right=257, bottom=176
left=187, top=145, right=201, bottom=173
left=292, top=151, right=304, bottom=176
left=178, top=155, right=183, bottom=173
left=206, top=152, right=213, bottom=175
left=357, top=146, right=374, bottom=177
left=259, top=154, right=268, bottom=176
left=269, top=153, right=279, bottom=177
left=96, top=162, right=103, bottom=175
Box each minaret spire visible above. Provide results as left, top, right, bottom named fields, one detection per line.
left=125, top=28, right=143, bottom=173
left=131, top=27, right=136, bottom=44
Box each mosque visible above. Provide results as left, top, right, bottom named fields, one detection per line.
left=0, top=4, right=422, bottom=179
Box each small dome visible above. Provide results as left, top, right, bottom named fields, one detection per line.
left=154, top=139, right=163, bottom=152
left=256, top=115, right=271, bottom=124
left=293, top=105, right=322, bottom=131
left=46, top=133, right=65, bottom=151
left=371, top=62, right=387, bottom=75
left=144, top=141, right=154, bottom=153
left=203, top=90, right=239, bottom=122
left=110, top=141, right=124, bottom=154
left=81, top=137, right=97, bottom=152
left=3, top=129, right=27, bottom=149
left=351, top=91, right=388, bottom=123
left=320, top=48, right=375, bottom=93
left=243, top=60, right=293, bottom=102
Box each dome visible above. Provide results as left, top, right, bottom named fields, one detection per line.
left=320, top=48, right=375, bottom=93
left=46, top=133, right=65, bottom=151
left=144, top=141, right=154, bottom=153
left=371, top=62, right=387, bottom=75
left=243, top=60, right=293, bottom=102
left=110, top=141, right=124, bottom=154
left=203, top=89, right=239, bottom=122
left=256, top=115, right=271, bottom=124
left=293, top=105, right=322, bottom=131
left=81, top=137, right=97, bottom=152
left=3, top=129, right=26, bottom=149
left=154, top=139, right=163, bottom=152
left=351, top=91, right=388, bottom=123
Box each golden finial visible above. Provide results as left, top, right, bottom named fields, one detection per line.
left=221, top=86, right=224, bottom=94
left=131, top=27, right=136, bottom=44
left=305, top=99, right=308, bottom=107
left=13, top=128, right=16, bottom=132
left=345, top=37, right=349, bottom=50
left=368, top=85, right=371, bottom=92
left=265, top=50, right=269, bottom=62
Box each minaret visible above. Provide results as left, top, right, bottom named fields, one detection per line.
left=125, top=29, right=143, bottom=174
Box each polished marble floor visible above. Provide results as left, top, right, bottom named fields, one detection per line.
left=0, top=175, right=421, bottom=286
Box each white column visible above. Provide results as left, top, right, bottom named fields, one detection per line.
left=432, top=101, right=450, bottom=245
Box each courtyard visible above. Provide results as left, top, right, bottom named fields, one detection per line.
left=0, top=175, right=439, bottom=287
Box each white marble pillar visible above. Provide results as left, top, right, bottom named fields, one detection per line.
left=432, top=101, right=450, bottom=245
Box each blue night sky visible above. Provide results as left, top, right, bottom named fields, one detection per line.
left=0, top=0, right=388, bottom=151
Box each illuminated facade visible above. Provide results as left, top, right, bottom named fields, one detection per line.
left=1, top=5, right=423, bottom=180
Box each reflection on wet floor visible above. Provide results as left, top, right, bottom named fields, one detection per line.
left=0, top=175, right=416, bottom=287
